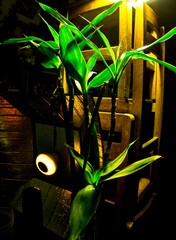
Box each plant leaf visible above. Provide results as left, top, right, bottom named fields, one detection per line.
left=95, top=28, right=116, bottom=63
left=86, top=52, right=98, bottom=78
left=101, top=155, right=162, bottom=182
left=68, top=185, right=101, bottom=240
left=66, top=144, right=94, bottom=184
left=39, top=14, right=60, bottom=47
left=30, top=41, right=61, bottom=68
left=132, top=51, right=176, bottom=73
left=99, top=140, right=137, bottom=177
left=87, top=63, right=115, bottom=90
left=81, top=1, right=123, bottom=36
left=64, top=24, right=113, bottom=76
left=59, top=25, right=87, bottom=90
left=137, top=27, right=176, bottom=52
left=38, top=1, right=75, bottom=27
left=1, top=36, right=44, bottom=45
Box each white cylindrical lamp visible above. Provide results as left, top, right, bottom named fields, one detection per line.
left=36, top=153, right=58, bottom=175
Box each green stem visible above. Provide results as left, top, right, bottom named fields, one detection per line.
left=81, top=85, right=105, bottom=175
left=57, top=70, right=77, bottom=187
left=66, top=74, right=77, bottom=185
left=103, top=82, right=118, bottom=166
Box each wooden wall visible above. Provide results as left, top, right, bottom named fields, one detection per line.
left=0, top=96, right=34, bottom=205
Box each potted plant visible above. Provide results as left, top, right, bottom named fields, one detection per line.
left=1, top=0, right=176, bottom=239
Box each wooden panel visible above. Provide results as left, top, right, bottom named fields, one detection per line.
left=0, top=96, right=13, bottom=106
left=0, top=116, right=33, bottom=131
left=0, top=107, right=24, bottom=116
left=144, top=3, right=160, bottom=56
left=0, top=136, right=32, bottom=151
left=118, top=1, right=133, bottom=98
left=144, top=3, right=159, bottom=33
left=0, top=96, right=34, bottom=205
left=0, top=163, right=34, bottom=180
left=0, top=152, right=33, bottom=164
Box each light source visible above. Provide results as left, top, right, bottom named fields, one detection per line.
left=36, top=153, right=58, bottom=175
left=127, top=0, right=150, bottom=7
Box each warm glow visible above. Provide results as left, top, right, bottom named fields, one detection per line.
left=36, top=153, right=58, bottom=175
left=128, top=0, right=150, bottom=7
left=110, top=0, right=150, bottom=2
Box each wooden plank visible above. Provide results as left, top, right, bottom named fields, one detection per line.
left=0, top=95, right=34, bottom=205
left=118, top=1, right=133, bottom=98
left=0, top=96, right=13, bottom=106
left=0, top=136, right=33, bottom=152
left=0, top=107, right=24, bottom=116
left=0, top=163, right=34, bottom=179
left=142, top=136, right=158, bottom=154
left=0, top=151, right=33, bottom=164
left=0, top=116, right=32, bottom=131
left=144, top=3, right=159, bottom=32
left=0, top=131, right=32, bottom=138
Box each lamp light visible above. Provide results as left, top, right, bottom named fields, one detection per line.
left=127, top=0, right=149, bottom=7
left=36, top=153, right=58, bottom=175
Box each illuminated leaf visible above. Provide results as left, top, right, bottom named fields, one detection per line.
left=68, top=185, right=101, bottom=240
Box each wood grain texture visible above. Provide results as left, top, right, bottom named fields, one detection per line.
left=0, top=96, right=34, bottom=205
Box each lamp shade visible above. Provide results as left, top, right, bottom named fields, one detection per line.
left=36, top=153, right=58, bottom=175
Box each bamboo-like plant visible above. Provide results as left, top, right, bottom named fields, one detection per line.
left=1, top=1, right=176, bottom=239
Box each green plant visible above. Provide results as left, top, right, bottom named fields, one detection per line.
left=1, top=1, right=176, bottom=239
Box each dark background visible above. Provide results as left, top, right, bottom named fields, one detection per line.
left=154, top=0, right=176, bottom=180
left=149, top=0, right=176, bottom=235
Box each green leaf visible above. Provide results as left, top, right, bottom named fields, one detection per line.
left=81, top=1, right=123, bottom=36
left=101, top=155, right=162, bottom=182
left=95, top=28, right=116, bottom=63
left=137, top=27, right=176, bottom=52
left=87, top=63, right=115, bottom=90
left=30, top=41, right=61, bottom=69
left=132, top=51, right=176, bottom=74
left=79, top=26, right=102, bottom=51
left=68, top=185, right=101, bottom=240
left=59, top=25, right=87, bottom=90
left=86, top=52, right=98, bottom=78
left=1, top=36, right=59, bottom=54
left=1, top=36, right=44, bottom=45
left=38, top=2, right=75, bottom=27
left=93, top=169, right=102, bottom=185
left=66, top=144, right=94, bottom=184
left=99, top=140, right=136, bottom=178
left=74, top=80, right=83, bottom=93
left=40, top=15, right=60, bottom=47
left=86, top=124, right=101, bottom=169
left=114, top=51, right=133, bottom=84
left=64, top=24, right=113, bottom=75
